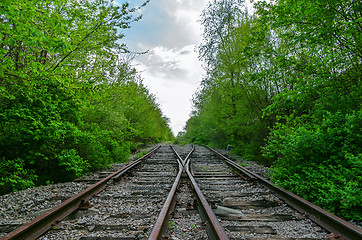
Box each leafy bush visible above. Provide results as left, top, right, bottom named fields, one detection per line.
left=0, top=0, right=171, bottom=195
left=0, top=158, right=38, bottom=195
left=264, top=111, right=362, bottom=220
left=57, top=149, right=89, bottom=181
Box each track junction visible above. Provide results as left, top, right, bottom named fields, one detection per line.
left=1, top=145, right=361, bottom=239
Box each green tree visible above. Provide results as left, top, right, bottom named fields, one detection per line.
left=185, top=0, right=361, bottom=220
left=187, top=1, right=286, bottom=161
left=0, top=0, right=173, bottom=194
left=256, top=0, right=362, bottom=220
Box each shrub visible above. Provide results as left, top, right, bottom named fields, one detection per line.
left=264, top=111, right=362, bottom=220
left=0, top=158, right=38, bottom=195
left=57, top=149, right=90, bottom=181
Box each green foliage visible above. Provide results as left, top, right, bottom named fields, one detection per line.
left=0, top=0, right=173, bottom=195
left=256, top=0, right=362, bottom=220
left=57, top=149, right=89, bottom=180
left=0, top=158, right=38, bottom=194
left=185, top=0, right=361, bottom=221
left=185, top=1, right=275, bottom=162
left=266, top=111, right=362, bottom=220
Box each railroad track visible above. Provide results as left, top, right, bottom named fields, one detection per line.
left=189, top=146, right=325, bottom=239
left=1, top=145, right=361, bottom=239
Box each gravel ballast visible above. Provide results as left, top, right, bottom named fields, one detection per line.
left=0, top=144, right=360, bottom=239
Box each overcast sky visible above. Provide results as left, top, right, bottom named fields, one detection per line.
left=117, top=0, right=210, bottom=136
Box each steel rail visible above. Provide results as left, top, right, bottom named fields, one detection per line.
left=1, top=145, right=161, bottom=240
left=206, top=146, right=362, bottom=240
left=149, top=145, right=229, bottom=239
left=170, top=146, right=185, bottom=167
left=185, top=146, right=229, bottom=240
left=148, top=145, right=187, bottom=239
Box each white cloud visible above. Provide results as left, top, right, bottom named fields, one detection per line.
left=121, top=0, right=209, bottom=135
left=166, top=0, right=208, bottom=43
left=136, top=45, right=201, bottom=84
left=134, top=44, right=202, bottom=134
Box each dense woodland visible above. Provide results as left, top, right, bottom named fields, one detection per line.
left=180, top=0, right=361, bottom=221
left=0, top=0, right=173, bottom=195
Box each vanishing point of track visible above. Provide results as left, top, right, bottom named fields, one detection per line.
left=1, top=145, right=361, bottom=239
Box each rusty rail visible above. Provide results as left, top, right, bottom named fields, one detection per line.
left=206, top=146, right=362, bottom=240
left=148, top=145, right=185, bottom=239
left=185, top=146, right=229, bottom=240
left=149, top=145, right=229, bottom=239
left=1, top=145, right=160, bottom=240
